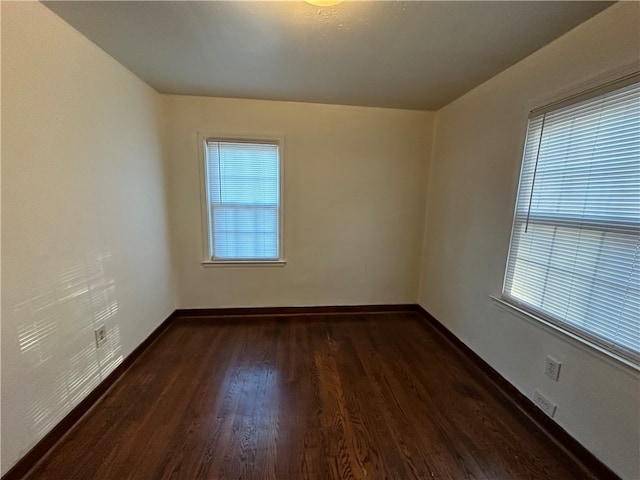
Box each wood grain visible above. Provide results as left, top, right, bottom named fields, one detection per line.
left=2, top=311, right=177, bottom=480
left=414, top=305, right=619, bottom=480
left=23, top=312, right=600, bottom=479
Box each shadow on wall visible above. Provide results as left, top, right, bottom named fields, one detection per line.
left=11, top=248, right=123, bottom=439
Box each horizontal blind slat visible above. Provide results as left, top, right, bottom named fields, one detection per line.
left=205, top=140, right=281, bottom=260
left=504, top=79, right=640, bottom=365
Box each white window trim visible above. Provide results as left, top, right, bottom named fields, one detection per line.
left=200, top=260, right=286, bottom=267
left=498, top=67, right=640, bottom=371
left=197, top=132, right=286, bottom=266
left=524, top=61, right=639, bottom=116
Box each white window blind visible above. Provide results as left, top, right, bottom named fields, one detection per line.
left=503, top=78, right=640, bottom=364
left=204, top=140, right=281, bottom=261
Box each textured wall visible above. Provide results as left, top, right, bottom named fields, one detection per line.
left=164, top=95, right=434, bottom=308
left=417, top=3, right=640, bottom=478
left=1, top=2, right=174, bottom=473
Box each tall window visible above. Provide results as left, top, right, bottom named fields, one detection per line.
left=203, top=139, right=282, bottom=262
left=503, top=76, right=640, bottom=364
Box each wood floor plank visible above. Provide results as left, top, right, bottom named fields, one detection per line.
left=24, top=313, right=597, bottom=480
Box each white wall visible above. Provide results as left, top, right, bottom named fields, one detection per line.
left=418, top=3, right=640, bottom=478
left=164, top=95, right=434, bottom=308
left=2, top=1, right=637, bottom=477
left=1, top=2, right=174, bottom=474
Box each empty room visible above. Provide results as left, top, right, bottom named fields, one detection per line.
left=2, top=1, right=639, bottom=479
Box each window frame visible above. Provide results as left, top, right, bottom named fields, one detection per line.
left=499, top=71, right=640, bottom=371
left=198, top=133, right=286, bottom=266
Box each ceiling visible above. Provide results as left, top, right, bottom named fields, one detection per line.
left=44, top=1, right=613, bottom=111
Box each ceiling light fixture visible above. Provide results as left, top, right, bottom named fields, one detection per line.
left=304, top=0, right=343, bottom=6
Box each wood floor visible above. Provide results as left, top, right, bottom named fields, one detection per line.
left=26, top=313, right=595, bottom=479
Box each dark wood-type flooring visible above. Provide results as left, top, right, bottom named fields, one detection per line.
left=25, top=313, right=596, bottom=479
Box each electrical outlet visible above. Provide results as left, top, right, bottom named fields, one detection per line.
left=533, top=390, right=557, bottom=417
left=544, top=356, right=561, bottom=381
left=95, top=325, right=107, bottom=348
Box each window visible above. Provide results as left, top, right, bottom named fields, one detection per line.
left=202, top=138, right=282, bottom=263
left=503, top=76, right=640, bottom=365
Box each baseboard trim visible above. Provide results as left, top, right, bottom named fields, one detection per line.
left=2, top=310, right=178, bottom=480
left=4, top=304, right=619, bottom=480
left=175, top=304, right=416, bottom=318
left=412, top=304, right=620, bottom=480
left=2, top=304, right=409, bottom=479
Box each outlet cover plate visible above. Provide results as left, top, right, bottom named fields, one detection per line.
left=95, top=325, right=107, bottom=348
left=533, top=389, right=557, bottom=417
left=544, top=356, right=561, bottom=381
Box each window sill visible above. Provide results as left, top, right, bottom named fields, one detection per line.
left=489, top=295, right=640, bottom=377
left=201, top=260, right=287, bottom=267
